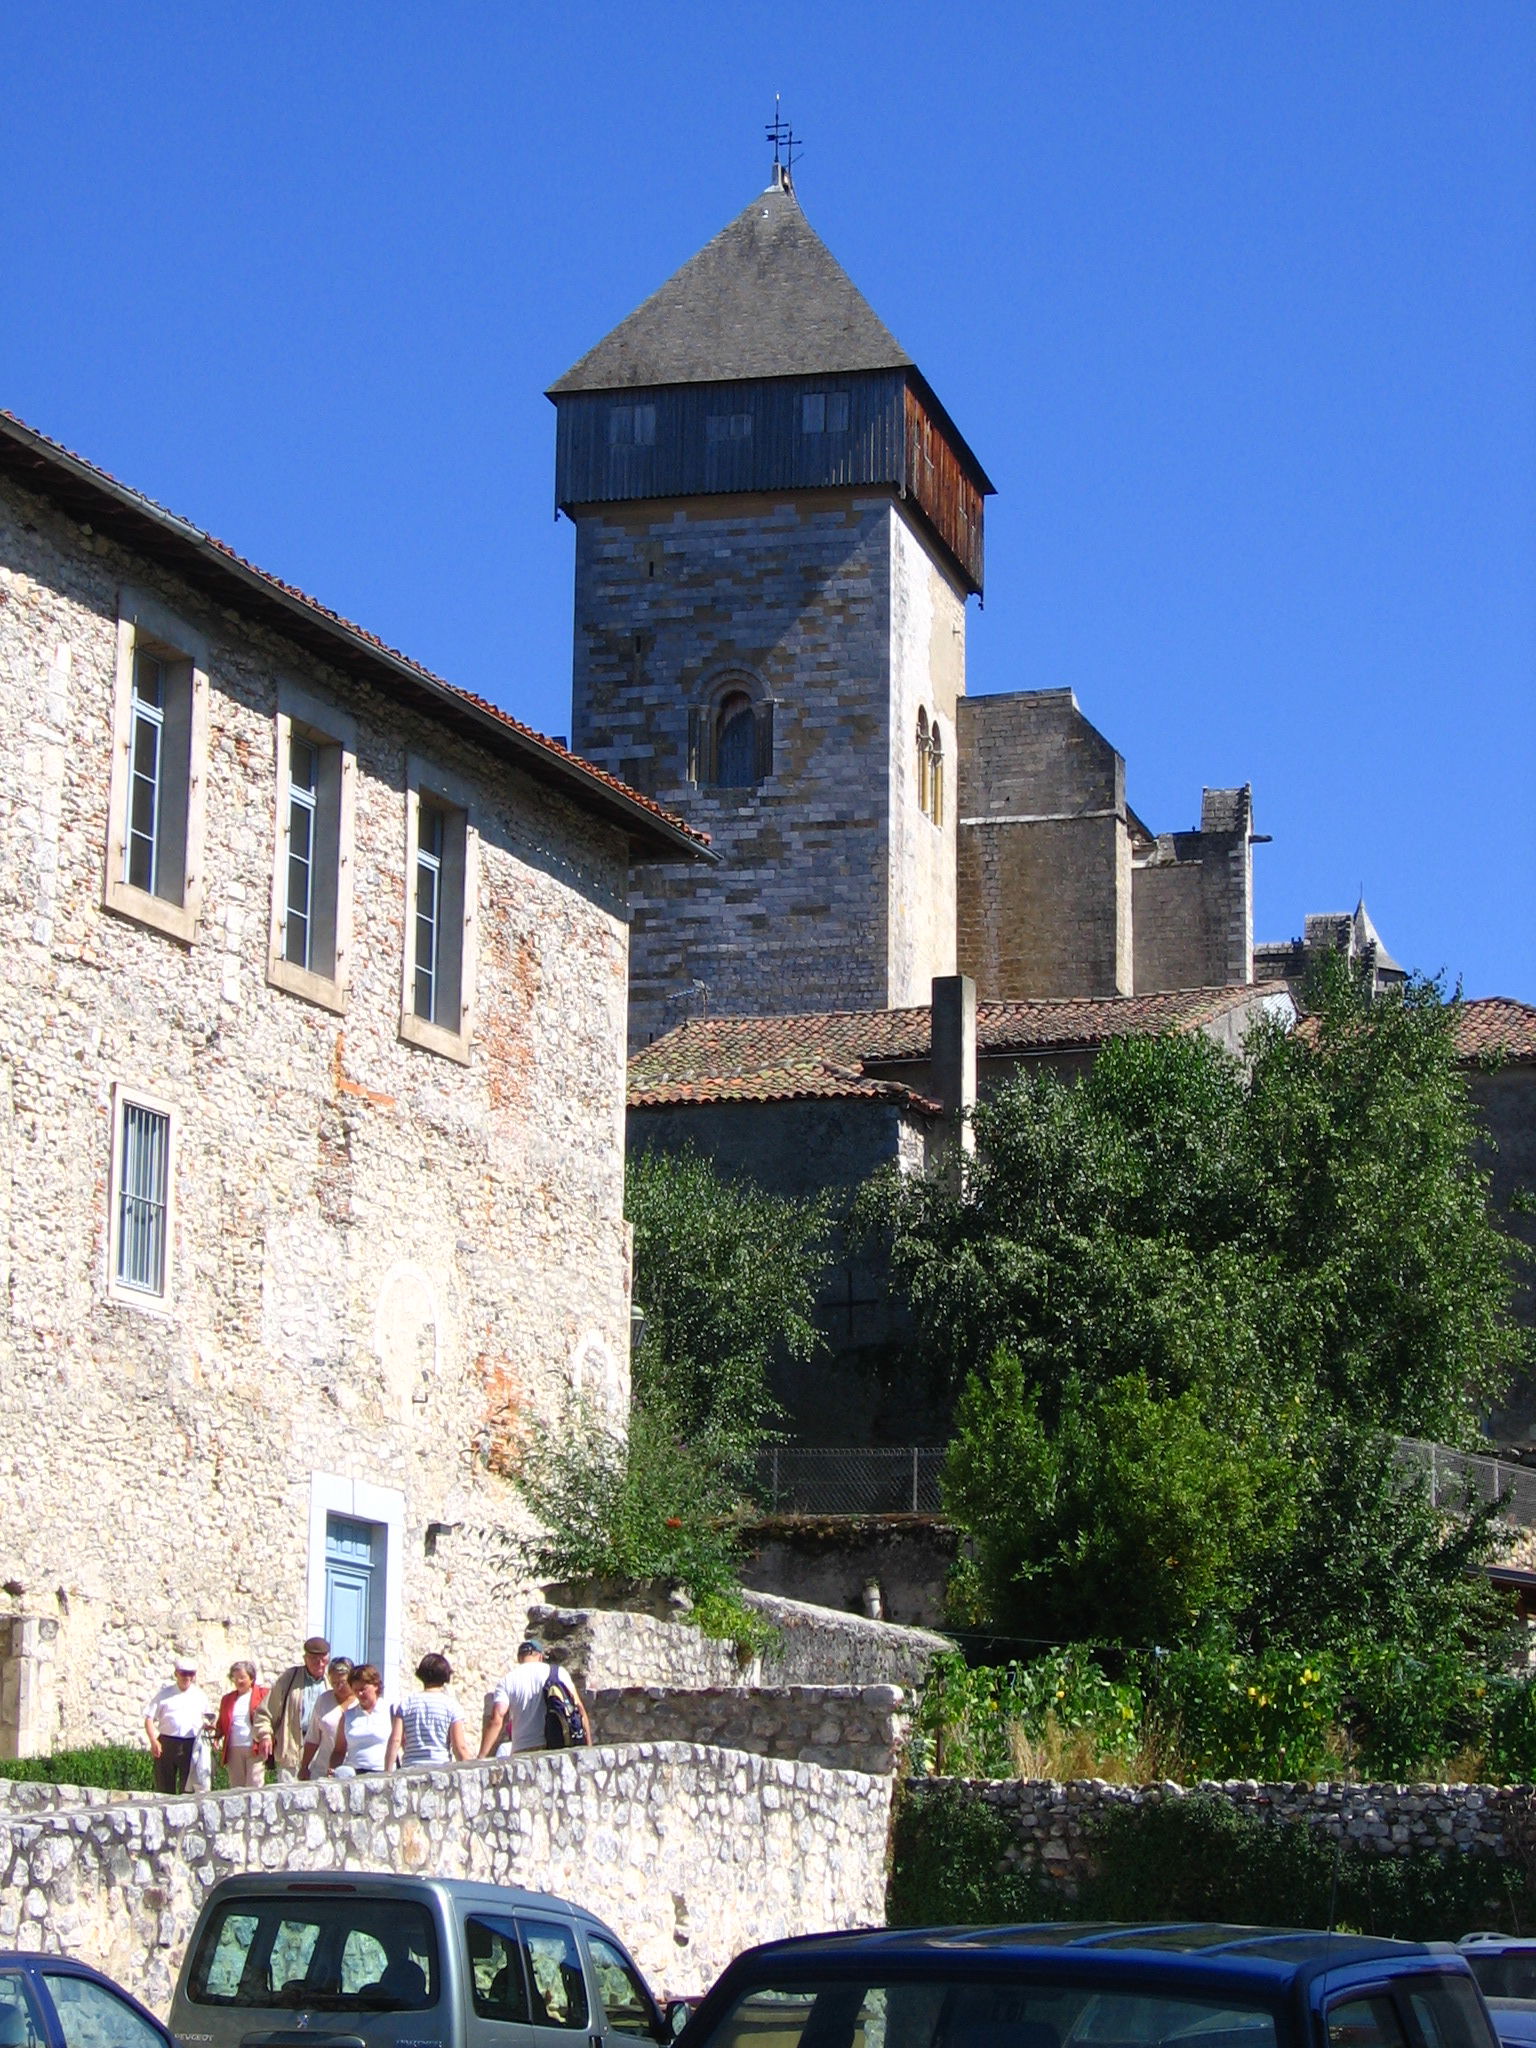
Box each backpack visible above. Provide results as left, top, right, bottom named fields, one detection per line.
left=543, top=1670, right=588, bottom=1750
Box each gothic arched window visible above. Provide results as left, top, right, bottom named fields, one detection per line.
left=688, top=679, right=774, bottom=792
left=929, top=722, right=944, bottom=828
left=916, top=709, right=931, bottom=818
left=715, top=691, right=758, bottom=788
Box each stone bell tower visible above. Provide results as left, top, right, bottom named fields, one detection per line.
left=550, top=165, right=993, bottom=1046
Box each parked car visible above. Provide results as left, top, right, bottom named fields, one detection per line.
left=169, top=1873, right=683, bottom=2048
left=0, top=1954, right=177, bottom=2048
left=673, top=1924, right=1501, bottom=2048
left=1457, top=1937, right=1536, bottom=2048
left=1460, top=1940, right=1536, bottom=2004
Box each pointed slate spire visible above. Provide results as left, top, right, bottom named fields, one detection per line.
left=550, top=171, right=915, bottom=394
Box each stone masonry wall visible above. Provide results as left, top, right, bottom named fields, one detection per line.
left=956, top=692, right=1131, bottom=1001
left=590, top=1683, right=908, bottom=1773
left=0, top=1744, right=893, bottom=2008
left=907, top=1775, right=1536, bottom=1898
left=528, top=1594, right=950, bottom=1693
left=0, top=475, right=636, bottom=1745
left=571, top=490, right=961, bottom=1046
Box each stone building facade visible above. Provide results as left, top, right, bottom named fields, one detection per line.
left=0, top=413, right=706, bottom=1751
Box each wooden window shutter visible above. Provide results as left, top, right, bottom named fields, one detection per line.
left=687, top=708, right=702, bottom=785
left=755, top=700, right=775, bottom=784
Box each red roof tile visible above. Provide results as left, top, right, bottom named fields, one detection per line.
left=628, top=985, right=1283, bottom=1108
left=0, top=410, right=712, bottom=863
left=1455, top=999, right=1536, bottom=1064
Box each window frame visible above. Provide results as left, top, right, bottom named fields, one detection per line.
left=106, top=1082, right=178, bottom=1313
left=689, top=677, right=774, bottom=793
left=104, top=589, right=210, bottom=944
left=266, top=682, right=357, bottom=1013
left=399, top=754, right=479, bottom=1064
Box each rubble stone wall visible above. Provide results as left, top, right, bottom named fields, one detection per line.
left=0, top=1743, right=892, bottom=2011
left=906, top=1775, right=1536, bottom=1896
left=590, top=1683, right=908, bottom=1773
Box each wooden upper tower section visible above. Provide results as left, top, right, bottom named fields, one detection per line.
left=548, top=168, right=993, bottom=594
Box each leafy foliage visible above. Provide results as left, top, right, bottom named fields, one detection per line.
left=886, top=961, right=1525, bottom=1658
left=890, top=1785, right=1536, bottom=1937
left=915, top=1642, right=1536, bottom=1784
left=627, top=1147, right=831, bottom=1473
left=0, top=1745, right=154, bottom=1791
left=511, top=1401, right=743, bottom=1601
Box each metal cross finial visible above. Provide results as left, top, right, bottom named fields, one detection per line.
left=765, top=95, right=803, bottom=179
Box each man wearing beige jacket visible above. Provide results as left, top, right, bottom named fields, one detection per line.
left=252, top=1636, right=331, bottom=1780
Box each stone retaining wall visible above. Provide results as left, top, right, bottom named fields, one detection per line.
left=0, top=1744, right=892, bottom=2012
left=908, top=1775, right=1536, bottom=1896
left=591, top=1685, right=908, bottom=1774
left=528, top=1594, right=950, bottom=1692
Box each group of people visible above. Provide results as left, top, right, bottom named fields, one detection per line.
left=142, top=1634, right=589, bottom=1796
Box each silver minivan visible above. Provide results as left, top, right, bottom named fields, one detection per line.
left=169, top=1874, right=678, bottom=2048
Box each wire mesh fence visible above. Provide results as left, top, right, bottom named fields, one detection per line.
left=747, top=1438, right=1536, bottom=1524
left=1395, top=1437, right=1536, bottom=1525
left=751, top=1446, right=945, bottom=1515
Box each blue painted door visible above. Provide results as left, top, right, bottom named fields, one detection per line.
left=324, top=1515, right=381, bottom=1667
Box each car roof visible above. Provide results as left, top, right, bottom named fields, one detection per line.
left=192, top=1872, right=616, bottom=1932
left=705, top=1924, right=1455, bottom=1997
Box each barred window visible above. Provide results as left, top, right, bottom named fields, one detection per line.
left=114, top=1097, right=170, bottom=1298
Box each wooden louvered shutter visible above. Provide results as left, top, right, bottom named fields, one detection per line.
left=755, top=699, right=775, bottom=784
left=687, top=708, right=703, bottom=786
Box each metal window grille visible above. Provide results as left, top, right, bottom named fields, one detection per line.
left=284, top=736, right=318, bottom=969
left=127, top=651, right=165, bottom=894
left=117, top=1101, right=169, bottom=1294
left=414, top=804, right=445, bottom=1022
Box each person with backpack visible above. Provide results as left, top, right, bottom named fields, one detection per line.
left=478, top=1637, right=591, bottom=1757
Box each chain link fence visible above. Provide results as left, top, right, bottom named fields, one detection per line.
left=1396, top=1437, right=1536, bottom=1525
left=748, top=1438, right=1536, bottom=1524
left=752, top=1446, right=945, bottom=1515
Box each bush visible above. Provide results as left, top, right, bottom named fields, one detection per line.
left=888, top=1781, right=1055, bottom=1927
left=888, top=1787, right=1536, bottom=1937
left=511, top=1401, right=744, bottom=1602
left=1345, top=1648, right=1488, bottom=1781
left=0, top=1745, right=154, bottom=1792
left=1149, top=1646, right=1343, bottom=1780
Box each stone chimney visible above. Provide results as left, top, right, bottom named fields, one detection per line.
left=931, top=974, right=977, bottom=1165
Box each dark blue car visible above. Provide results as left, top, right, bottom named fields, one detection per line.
left=0, top=1954, right=175, bottom=2048
left=675, top=1925, right=1500, bottom=2048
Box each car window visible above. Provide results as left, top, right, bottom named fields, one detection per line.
left=41, top=1973, right=166, bottom=2048
left=1403, top=1980, right=1498, bottom=2048
left=0, top=1972, right=46, bottom=2048
left=520, top=1920, right=590, bottom=2031
left=467, top=1916, right=533, bottom=2025
left=587, top=1935, right=656, bottom=2039
left=1328, top=1999, right=1410, bottom=2048
left=185, top=1896, right=439, bottom=2011
left=1466, top=1959, right=1536, bottom=2005
left=695, top=1982, right=1277, bottom=2048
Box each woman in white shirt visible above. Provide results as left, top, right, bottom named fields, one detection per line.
left=216, top=1661, right=268, bottom=1789
left=299, top=1659, right=355, bottom=1779
left=331, top=1664, right=392, bottom=1776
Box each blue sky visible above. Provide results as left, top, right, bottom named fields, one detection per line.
left=3, top=3, right=1532, bottom=997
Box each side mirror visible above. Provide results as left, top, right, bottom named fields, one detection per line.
left=666, top=2002, right=693, bottom=2040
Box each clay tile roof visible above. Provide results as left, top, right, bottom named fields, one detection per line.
left=1455, top=999, right=1536, bottom=1064
left=628, top=985, right=1282, bottom=1109
left=549, top=177, right=913, bottom=395
left=0, top=410, right=713, bottom=866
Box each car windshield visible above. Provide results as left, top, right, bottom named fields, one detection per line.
left=697, top=1979, right=1279, bottom=2048
left=185, top=1896, right=440, bottom=2012
left=1467, top=1959, right=1536, bottom=2004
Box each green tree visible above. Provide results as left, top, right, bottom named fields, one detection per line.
left=888, top=961, right=1526, bottom=1656
left=626, top=1146, right=831, bottom=1471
